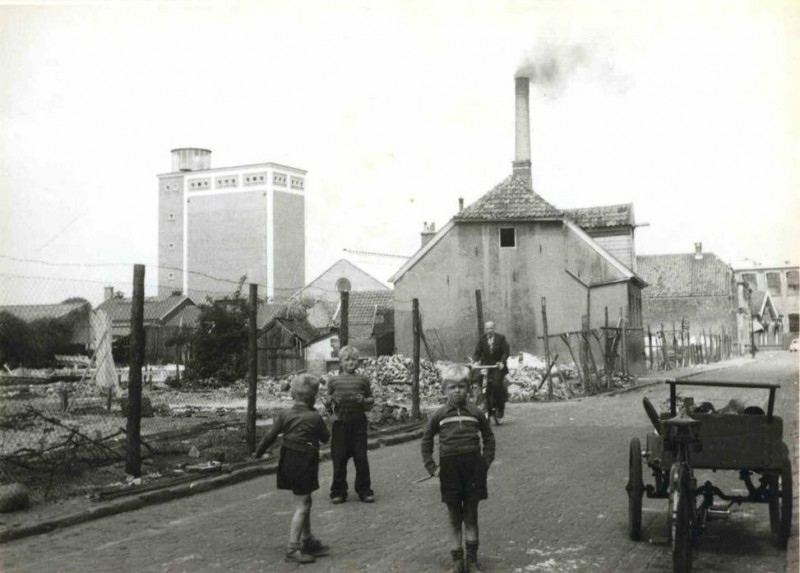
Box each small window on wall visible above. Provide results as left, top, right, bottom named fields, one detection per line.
left=766, top=272, right=781, bottom=296
left=790, top=313, right=799, bottom=334
left=787, top=271, right=799, bottom=295
left=500, top=228, right=516, bottom=248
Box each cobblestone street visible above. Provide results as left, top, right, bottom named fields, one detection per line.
left=1, top=352, right=796, bottom=573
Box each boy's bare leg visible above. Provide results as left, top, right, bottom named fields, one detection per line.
left=463, top=500, right=481, bottom=570
left=463, top=500, right=479, bottom=543
left=289, top=494, right=312, bottom=548
left=446, top=501, right=464, bottom=550
left=301, top=495, right=312, bottom=541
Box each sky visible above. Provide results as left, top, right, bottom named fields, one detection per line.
left=1, top=0, right=798, bottom=306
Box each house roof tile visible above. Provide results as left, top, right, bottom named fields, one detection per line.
left=96, top=294, right=192, bottom=323
left=453, top=175, right=562, bottom=221
left=0, top=302, right=89, bottom=322
left=636, top=253, right=732, bottom=297
left=562, top=203, right=634, bottom=229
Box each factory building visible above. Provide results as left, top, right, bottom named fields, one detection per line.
left=157, top=149, right=306, bottom=301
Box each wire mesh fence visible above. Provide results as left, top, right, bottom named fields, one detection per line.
left=0, top=269, right=287, bottom=504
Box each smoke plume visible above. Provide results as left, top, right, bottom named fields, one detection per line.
left=516, top=42, right=628, bottom=95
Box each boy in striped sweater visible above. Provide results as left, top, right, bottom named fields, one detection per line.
left=421, top=364, right=495, bottom=573
left=324, top=345, right=375, bottom=503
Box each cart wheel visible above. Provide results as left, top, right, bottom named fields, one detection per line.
left=671, top=463, right=693, bottom=573
left=768, top=456, right=793, bottom=548
left=627, top=438, right=644, bottom=541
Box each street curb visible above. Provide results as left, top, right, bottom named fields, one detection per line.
left=0, top=428, right=425, bottom=545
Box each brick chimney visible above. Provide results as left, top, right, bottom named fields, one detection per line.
left=458, top=197, right=464, bottom=212
left=694, top=242, right=703, bottom=260
left=512, top=76, right=532, bottom=188
left=421, top=222, right=437, bottom=247
left=104, top=286, right=114, bottom=301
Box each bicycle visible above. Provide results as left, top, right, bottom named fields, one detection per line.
left=471, top=364, right=502, bottom=426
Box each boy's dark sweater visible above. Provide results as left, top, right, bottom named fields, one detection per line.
left=255, top=402, right=330, bottom=457
left=420, top=401, right=495, bottom=474
left=326, top=372, right=373, bottom=419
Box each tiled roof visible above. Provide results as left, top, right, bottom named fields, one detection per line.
left=453, top=175, right=562, bottom=221
left=636, top=253, right=732, bottom=297
left=271, top=317, right=321, bottom=343
left=0, top=302, right=89, bottom=322
left=332, top=291, right=393, bottom=326
left=96, top=294, right=192, bottom=323
left=562, top=203, right=633, bottom=229
left=749, top=290, right=769, bottom=316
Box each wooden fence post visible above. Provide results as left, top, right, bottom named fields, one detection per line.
left=246, top=283, right=258, bottom=453
left=647, top=325, right=653, bottom=370
left=542, top=298, right=553, bottom=400
left=125, top=264, right=145, bottom=477
left=475, top=290, right=484, bottom=340
left=340, top=290, right=349, bottom=347
left=412, top=298, right=420, bottom=418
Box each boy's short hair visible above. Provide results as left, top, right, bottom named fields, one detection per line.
left=291, top=374, right=320, bottom=400
left=440, top=364, right=470, bottom=389
left=338, top=345, right=359, bottom=361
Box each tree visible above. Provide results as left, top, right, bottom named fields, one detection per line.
left=185, top=279, right=249, bottom=385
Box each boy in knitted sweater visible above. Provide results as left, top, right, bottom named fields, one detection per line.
left=421, top=364, right=495, bottom=573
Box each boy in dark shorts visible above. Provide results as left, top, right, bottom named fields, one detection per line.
left=421, top=364, right=495, bottom=573
left=324, top=345, right=375, bottom=503
left=255, top=374, right=330, bottom=564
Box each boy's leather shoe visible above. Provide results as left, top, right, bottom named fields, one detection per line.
left=302, top=537, right=330, bottom=557
left=285, top=549, right=315, bottom=564
left=359, top=493, right=375, bottom=503
left=330, top=495, right=346, bottom=504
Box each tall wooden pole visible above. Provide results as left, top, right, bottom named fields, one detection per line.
left=620, top=307, right=628, bottom=376
left=246, top=283, right=258, bottom=453
left=541, top=297, right=553, bottom=400
left=647, top=325, right=653, bottom=370
left=125, top=264, right=145, bottom=477
left=340, top=290, right=349, bottom=347
left=604, top=307, right=611, bottom=388
left=411, top=298, right=420, bottom=418
left=475, top=290, right=484, bottom=339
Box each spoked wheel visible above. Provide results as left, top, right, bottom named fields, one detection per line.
left=671, top=463, right=693, bottom=573
left=768, top=456, right=793, bottom=548
left=627, top=438, right=644, bottom=540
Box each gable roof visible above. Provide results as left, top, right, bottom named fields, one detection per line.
left=262, top=316, right=321, bottom=344
left=96, top=293, right=194, bottom=323
left=294, top=259, right=389, bottom=300
left=453, top=174, right=562, bottom=221
left=562, top=203, right=634, bottom=230
left=0, top=302, right=90, bottom=322
left=636, top=253, right=732, bottom=298
left=331, top=290, right=393, bottom=339
left=749, top=289, right=779, bottom=319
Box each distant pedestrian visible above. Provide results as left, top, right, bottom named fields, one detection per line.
left=324, top=345, right=376, bottom=503
left=421, top=364, right=496, bottom=573
left=254, top=374, right=330, bottom=564
left=473, top=321, right=510, bottom=419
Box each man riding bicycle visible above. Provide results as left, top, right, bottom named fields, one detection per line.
left=473, top=321, right=509, bottom=419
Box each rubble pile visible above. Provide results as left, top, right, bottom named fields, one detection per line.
left=505, top=353, right=581, bottom=402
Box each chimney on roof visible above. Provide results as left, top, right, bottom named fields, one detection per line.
left=694, top=242, right=703, bottom=260
left=512, top=76, right=532, bottom=189
left=421, top=221, right=436, bottom=247
left=458, top=197, right=464, bottom=212
left=104, top=286, right=114, bottom=301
